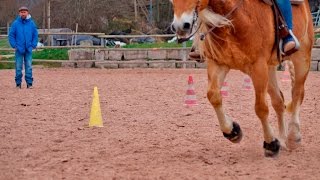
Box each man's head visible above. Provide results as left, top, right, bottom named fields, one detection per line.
left=18, top=6, right=29, bottom=19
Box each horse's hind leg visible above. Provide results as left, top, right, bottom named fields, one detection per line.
left=287, top=54, right=310, bottom=149
left=267, top=66, right=287, bottom=149
left=251, top=61, right=280, bottom=157
left=207, top=61, right=243, bottom=143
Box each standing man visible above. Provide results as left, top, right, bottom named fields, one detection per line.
left=9, top=6, right=38, bottom=89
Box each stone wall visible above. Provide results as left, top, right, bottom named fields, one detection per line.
left=311, top=48, right=320, bottom=71
left=64, top=48, right=320, bottom=70
left=65, top=48, right=206, bottom=69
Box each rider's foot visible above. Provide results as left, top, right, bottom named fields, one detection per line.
left=283, top=40, right=296, bottom=53
left=282, top=32, right=300, bottom=56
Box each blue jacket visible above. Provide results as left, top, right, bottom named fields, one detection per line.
left=8, top=15, right=38, bottom=54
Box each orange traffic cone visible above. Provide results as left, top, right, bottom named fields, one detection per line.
left=242, top=75, right=252, bottom=91
left=281, top=62, right=290, bottom=82
left=220, top=81, right=229, bottom=98
left=184, top=75, right=198, bottom=107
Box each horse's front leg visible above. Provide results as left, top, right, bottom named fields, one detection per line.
left=252, top=62, right=280, bottom=157
left=207, top=62, right=243, bottom=143
left=267, top=66, right=287, bottom=149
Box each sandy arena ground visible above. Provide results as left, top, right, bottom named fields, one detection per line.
left=0, top=68, right=319, bottom=179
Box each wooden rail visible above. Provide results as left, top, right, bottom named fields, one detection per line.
left=1, top=32, right=104, bottom=37
left=0, top=60, right=197, bottom=64
left=0, top=47, right=191, bottom=52
left=1, top=33, right=175, bottom=38
left=97, top=34, right=175, bottom=38
left=0, top=33, right=177, bottom=49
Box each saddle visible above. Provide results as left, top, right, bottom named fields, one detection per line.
left=262, top=0, right=303, bottom=61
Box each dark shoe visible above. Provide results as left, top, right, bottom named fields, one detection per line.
left=27, top=84, right=33, bottom=89
left=16, top=84, right=21, bottom=89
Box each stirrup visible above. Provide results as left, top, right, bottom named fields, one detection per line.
left=279, top=30, right=300, bottom=56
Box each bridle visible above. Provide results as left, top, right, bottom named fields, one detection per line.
left=176, top=0, right=201, bottom=43
left=173, top=0, right=244, bottom=43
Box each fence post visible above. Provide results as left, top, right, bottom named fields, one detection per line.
left=75, top=23, right=78, bottom=47
left=182, top=42, right=187, bottom=69
left=7, top=22, right=9, bottom=35
left=134, top=0, right=138, bottom=22
left=149, top=0, right=153, bottom=25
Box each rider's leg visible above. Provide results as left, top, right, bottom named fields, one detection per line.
left=276, top=0, right=300, bottom=53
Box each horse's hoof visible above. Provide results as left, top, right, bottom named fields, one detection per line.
left=223, top=122, right=243, bottom=143
left=287, top=126, right=302, bottom=150
left=287, top=135, right=301, bottom=150
left=263, top=139, right=280, bottom=157
left=279, top=138, right=288, bottom=151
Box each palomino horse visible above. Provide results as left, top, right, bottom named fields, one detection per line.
left=170, top=0, right=313, bottom=157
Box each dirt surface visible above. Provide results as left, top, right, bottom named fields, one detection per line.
left=0, top=68, right=319, bottom=180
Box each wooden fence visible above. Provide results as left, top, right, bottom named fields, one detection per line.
left=0, top=33, right=177, bottom=52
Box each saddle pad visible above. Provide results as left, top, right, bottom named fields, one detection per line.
left=262, top=0, right=304, bottom=6
left=290, top=0, right=304, bottom=5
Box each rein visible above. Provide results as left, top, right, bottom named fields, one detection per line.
left=176, top=0, right=244, bottom=43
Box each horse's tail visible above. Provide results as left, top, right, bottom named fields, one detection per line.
left=285, top=60, right=295, bottom=113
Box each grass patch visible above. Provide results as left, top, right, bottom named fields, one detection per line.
left=32, top=49, right=69, bottom=60
left=0, top=38, right=13, bottom=55
left=0, top=62, right=15, bottom=69
left=0, top=38, right=10, bottom=48
left=123, top=41, right=193, bottom=48
left=1, top=48, right=79, bottom=61
left=1, top=56, right=14, bottom=61
left=0, top=48, right=67, bottom=69
left=0, top=61, right=62, bottom=70
left=33, top=62, right=62, bottom=68
left=0, top=51, right=14, bottom=55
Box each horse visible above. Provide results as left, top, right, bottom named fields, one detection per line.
left=170, top=0, right=314, bottom=157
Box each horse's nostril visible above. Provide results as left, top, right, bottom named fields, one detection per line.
left=171, top=24, right=176, bottom=33
left=183, top=22, right=191, bottom=30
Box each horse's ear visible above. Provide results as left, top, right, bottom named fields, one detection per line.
left=199, top=0, right=209, bottom=11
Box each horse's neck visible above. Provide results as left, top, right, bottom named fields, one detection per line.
left=201, top=0, right=275, bottom=58
left=208, top=0, right=239, bottom=15
left=207, top=0, right=268, bottom=32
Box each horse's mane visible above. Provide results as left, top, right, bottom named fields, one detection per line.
left=194, top=8, right=233, bottom=61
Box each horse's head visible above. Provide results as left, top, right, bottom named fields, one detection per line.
left=170, top=0, right=209, bottom=38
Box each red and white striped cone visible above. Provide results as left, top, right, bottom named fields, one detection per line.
left=184, top=75, right=198, bottom=107
left=281, top=63, right=290, bottom=82
left=220, top=81, right=229, bottom=98
left=242, top=75, right=252, bottom=91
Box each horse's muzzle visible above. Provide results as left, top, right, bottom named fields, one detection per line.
left=171, top=23, right=191, bottom=38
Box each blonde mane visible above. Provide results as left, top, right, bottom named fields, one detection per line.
left=194, top=8, right=232, bottom=61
